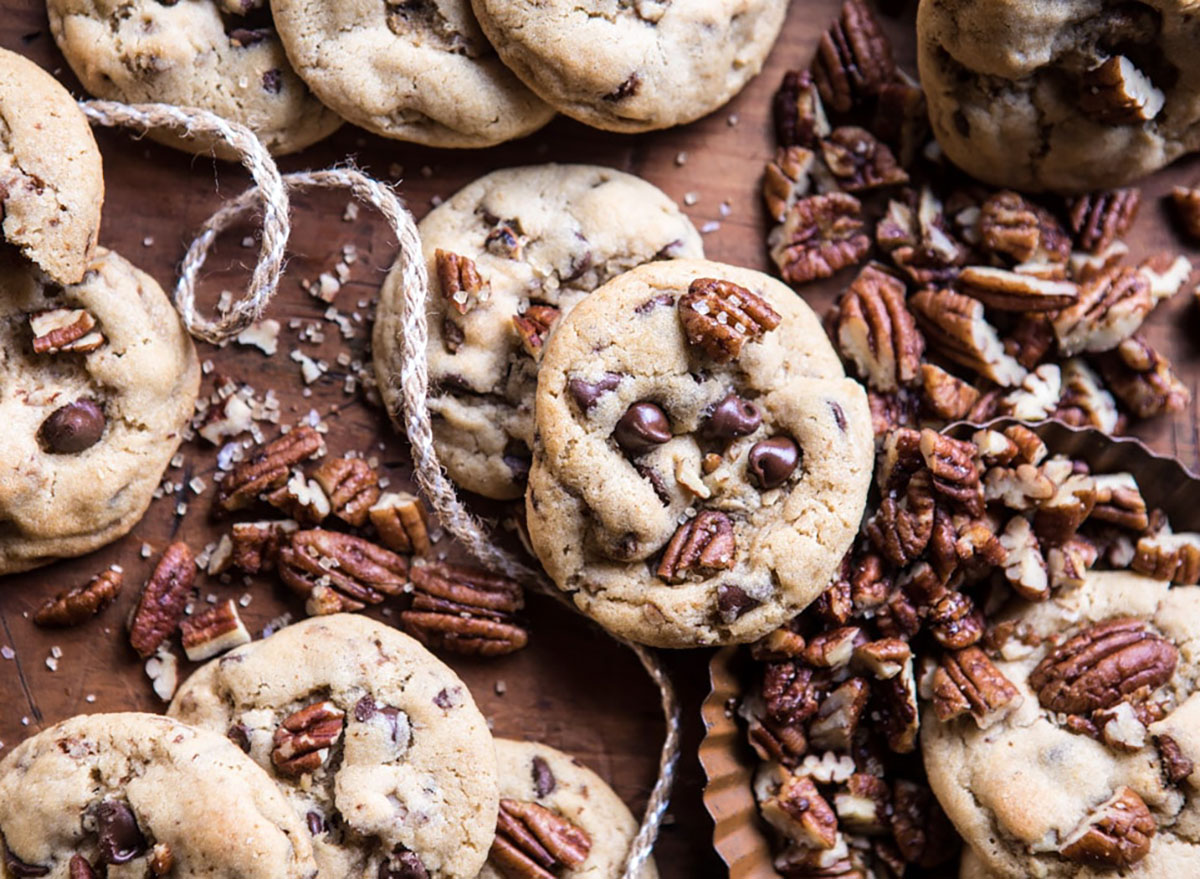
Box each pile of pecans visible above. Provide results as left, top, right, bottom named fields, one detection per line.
left=764, top=0, right=1194, bottom=442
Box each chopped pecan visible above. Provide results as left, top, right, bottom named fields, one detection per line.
left=1138, top=252, right=1192, bottom=301
left=832, top=263, right=923, bottom=392
left=918, top=363, right=979, bottom=421
left=835, top=773, right=891, bottom=835
left=228, top=519, right=298, bottom=574
left=657, top=511, right=736, bottom=583
left=28, top=307, right=104, bottom=354
left=891, top=780, right=960, bottom=868
left=148, top=844, right=172, bottom=877
left=751, top=626, right=807, bottom=661
left=1033, top=474, right=1097, bottom=545
left=1048, top=536, right=1098, bottom=592
left=925, top=589, right=985, bottom=649
left=1156, top=735, right=1195, bottom=786
left=876, top=188, right=965, bottom=285
left=1171, top=184, right=1200, bottom=241
left=1132, top=532, right=1200, bottom=584
left=1096, top=334, right=1190, bottom=419
left=401, top=562, right=527, bottom=656
left=678, top=278, right=781, bottom=363
left=1052, top=266, right=1153, bottom=357
left=1071, top=240, right=1131, bottom=282
left=265, top=472, right=331, bottom=525
left=1003, top=424, right=1047, bottom=466
left=278, top=529, right=408, bottom=612
left=908, top=288, right=1027, bottom=387
left=490, top=799, right=591, bottom=879
left=1001, top=363, right=1063, bottom=422
left=217, top=426, right=325, bottom=512
left=1030, top=618, right=1177, bottom=714
left=484, top=218, right=524, bottom=259
left=813, top=576, right=852, bottom=626
left=129, top=543, right=195, bottom=659
left=769, top=193, right=871, bottom=285
left=878, top=656, right=920, bottom=752
left=1079, top=56, right=1164, bottom=124
left=1068, top=189, right=1140, bottom=254
left=920, top=429, right=983, bottom=514
left=850, top=551, right=892, bottom=611
left=746, top=712, right=808, bottom=767
left=763, top=661, right=821, bottom=726
left=852, top=638, right=910, bottom=680
left=774, top=69, right=831, bottom=147
left=865, top=470, right=935, bottom=565
left=809, top=677, right=871, bottom=751
left=369, top=492, right=432, bottom=555
left=1059, top=786, right=1155, bottom=869
left=811, top=0, right=895, bottom=113
left=34, top=566, right=122, bottom=627
left=180, top=599, right=251, bottom=662
left=435, top=249, right=488, bottom=315
left=312, top=456, right=380, bottom=527
left=868, top=389, right=917, bottom=436
left=984, top=463, right=1055, bottom=511
left=271, top=701, right=345, bottom=777
left=820, top=127, right=908, bottom=192
left=979, top=191, right=1070, bottom=265
left=1056, top=358, right=1121, bottom=433
left=761, top=772, right=839, bottom=850
left=802, top=626, right=863, bottom=669
left=513, top=305, right=560, bottom=360
left=1090, top=473, right=1149, bottom=530
left=957, top=266, right=1078, bottom=312
left=932, top=646, right=1022, bottom=728
left=1004, top=313, right=1057, bottom=370
left=877, top=426, right=924, bottom=491
left=763, top=146, right=822, bottom=224
left=999, top=516, right=1049, bottom=601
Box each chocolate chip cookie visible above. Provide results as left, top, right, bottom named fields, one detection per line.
left=0, top=712, right=317, bottom=879
left=168, top=613, right=499, bottom=879
left=480, top=739, right=658, bottom=879
left=469, top=0, right=788, bottom=132
left=525, top=259, right=874, bottom=647
left=271, top=0, right=553, bottom=147
left=0, top=48, right=103, bottom=286
left=918, top=0, right=1200, bottom=192
left=959, top=849, right=992, bottom=878
left=0, top=247, right=200, bottom=574
left=923, top=570, right=1200, bottom=877
left=373, top=164, right=703, bottom=500
left=47, top=0, right=343, bottom=157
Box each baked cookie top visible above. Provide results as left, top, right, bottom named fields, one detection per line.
left=469, top=0, right=788, bottom=132
left=373, top=163, right=703, bottom=500
left=0, top=247, right=200, bottom=575
left=0, top=48, right=103, bottom=285
left=525, top=259, right=874, bottom=647
left=924, top=570, right=1200, bottom=878
left=479, top=739, right=658, bottom=879
left=0, top=712, right=317, bottom=879
left=168, top=613, right=499, bottom=879
left=47, top=0, right=342, bottom=156
left=271, top=0, right=553, bottom=147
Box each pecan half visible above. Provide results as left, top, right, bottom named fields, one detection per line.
left=489, top=799, right=591, bottom=879
left=34, top=567, right=122, bottom=627
left=773, top=69, right=831, bottom=147
left=769, top=193, right=871, bottom=285
left=919, top=363, right=979, bottom=421
left=369, top=492, right=432, bottom=555
left=920, top=430, right=983, bottom=515
left=1059, top=786, right=1155, bottom=869
left=217, top=426, right=325, bottom=512
left=129, top=543, right=195, bottom=659
left=908, top=288, right=1027, bottom=387
left=278, top=529, right=408, bottom=612
left=180, top=599, right=251, bottom=662
left=272, top=701, right=345, bottom=777
left=513, top=306, right=560, bottom=360
left=811, top=0, right=895, bottom=113
left=1029, top=618, right=1177, bottom=714
left=1052, top=266, right=1153, bottom=357
left=435, top=249, right=488, bottom=315
left=760, top=772, right=839, bottom=850
left=29, top=307, right=104, bottom=354
left=678, top=278, right=781, bottom=363
left=957, top=266, right=1078, bottom=312
left=228, top=520, right=298, bottom=574
left=1132, top=532, right=1200, bottom=584
left=1096, top=334, right=1190, bottom=419
left=401, top=562, right=527, bottom=656
left=1090, top=473, right=1149, bottom=531
left=979, top=191, right=1070, bottom=265
left=657, top=511, right=736, bottom=583
left=820, top=127, right=908, bottom=192
left=931, top=646, right=1022, bottom=729
left=1079, top=56, right=1164, bottom=124
left=832, top=263, right=923, bottom=392
left=763, top=146, right=818, bottom=223
left=925, top=589, right=985, bottom=649
left=1068, top=189, right=1140, bottom=254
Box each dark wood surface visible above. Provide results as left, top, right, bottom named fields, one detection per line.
left=2, top=2, right=1199, bottom=877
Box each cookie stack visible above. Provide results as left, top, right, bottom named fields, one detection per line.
left=0, top=614, right=658, bottom=879
left=46, top=0, right=788, bottom=152
left=0, top=47, right=200, bottom=574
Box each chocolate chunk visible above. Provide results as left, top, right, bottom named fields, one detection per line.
left=227, top=723, right=251, bottom=753
left=68, top=855, right=96, bottom=879
left=262, top=68, right=282, bottom=94
left=635, top=293, right=675, bottom=314
left=433, top=687, right=458, bottom=709
left=306, top=811, right=326, bottom=836
left=503, top=441, right=531, bottom=482
left=717, top=585, right=760, bottom=621
left=830, top=401, right=847, bottom=432
left=567, top=373, right=621, bottom=412
left=532, top=756, right=556, bottom=797
left=748, top=437, right=800, bottom=489
left=636, top=464, right=672, bottom=506
left=93, top=800, right=147, bottom=865
left=39, top=398, right=105, bottom=454
left=356, top=694, right=406, bottom=742
left=705, top=393, right=762, bottom=439
left=354, top=694, right=377, bottom=722
left=614, top=402, right=671, bottom=456
left=1, top=836, right=48, bottom=878
left=605, top=72, right=641, bottom=101
left=228, top=27, right=269, bottom=46
left=379, top=848, right=428, bottom=879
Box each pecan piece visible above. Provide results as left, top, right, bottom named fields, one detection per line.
left=891, top=780, right=960, bottom=868
left=34, top=566, right=122, bottom=627
left=272, top=701, right=345, bottom=777
left=1048, top=536, right=1098, bottom=592
left=908, top=288, right=1027, bottom=387
left=265, top=472, right=331, bottom=525
left=678, top=278, right=781, bottom=363
left=129, top=543, right=194, bottom=659
left=957, top=266, right=1078, bottom=312
left=1132, top=532, right=1200, bottom=584
left=762, top=659, right=820, bottom=726
left=999, top=516, right=1049, bottom=601
left=311, top=456, right=380, bottom=527
left=1004, top=313, right=1057, bottom=370
left=228, top=519, right=298, bottom=574
left=181, top=599, right=251, bottom=662
left=1056, top=358, right=1121, bottom=433
left=865, top=470, right=935, bottom=565
left=1171, top=184, right=1200, bottom=241
left=809, top=676, right=871, bottom=751
left=811, top=0, right=895, bottom=113
left=1000, top=363, right=1063, bottom=422
left=802, top=626, right=863, bottom=669
left=217, top=426, right=325, bottom=512
left=925, top=589, right=985, bottom=649
left=369, top=492, right=432, bottom=555
left=1052, top=266, right=1153, bottom=356
left=773, top=69, right=831, bottom=147
left=835, top=773, right=891, bottom=835
left=1059, top=786, right=1155, bottom=869
left=876, top=188, right=966, bottom=285
left=657, top=511, right=736, bottom=583
left=1079, top=56, right=1164, bottom=124
left=28, top=307, right=104, bottom=354
left=832, top=263, right=923, bottom=392
left=760, top=772, right=839, bottom=850
left=769, top=193, right=870, bottom=285
left=1029, top=618, right=1177, bottom=714
left=1068, top=189, right=1140, bottom=254
left=1096, top=334, right=1190, bottom=419
left=278, top=529, right=408, bottom=612
left=979, top=191, right=1070, bottom=265
left=820, top=126, right=908, bottom=192
left=1090, top=473, right=1149, bottom=531
left=513, top=305, right=560, bottom=361
left=401, top=562, right=527, bottom=656
left=931, top=646, right=1022, bottom=728
left=762, top=146, right=818, bottom=223
left=877, top=656, right=920, bottom=752
left=490, top=799, right=591, bottom=879
left=920, top=429, right=983, bottom=514
left=919, top=364, right=979, bottom=421
left=1156, top=735, right=1195, bottom=786
left=435, top=249, right=488, bottom=315
left=1033, top=474, right=1097, bottom=545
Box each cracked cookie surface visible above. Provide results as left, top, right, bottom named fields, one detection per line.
left=47, top=0, right=342, bottom=156
left=0, top=247, right=200, bottom=575
left=271, top=0, right=553, bottom=147
left=168, top=613, right=499, bottom=879
left=372, top=163, right=704, bottom=500
left=469, top=0, right=788, bottom=132
left=917, top=0, right=1200, bottom=192
left=0, top=48, right=103, bottom=286
left=924, top=570, right=1200, bottom=878
left=525, top=259, right=874, bottom=647
left=0, top=712, right=317, bottom=879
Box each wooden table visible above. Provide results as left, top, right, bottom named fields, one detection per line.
left=2, top=2, right=1199, bottom=877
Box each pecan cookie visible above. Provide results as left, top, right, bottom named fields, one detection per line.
left=469, top=0, right=787, bottom=132
left=525, top=259, right=874, bottom=647
left=168, top=614, right=499, bottom=879
left=0, top=247, right=200, bottom=574
left=47, top=0, right=342, bottom=157
left=0, top=712, right=317, bottom=879
left=0, top=48, right=103, bottom=286
left=923, top=570, right=1200, bottom=878
left=373, top=164, right=703, bottom=500
left=271, top=0, right=552, bottom=147
left=918, top=0, right=1200, bottom=191
left=479, top=739, right=658, bottom=879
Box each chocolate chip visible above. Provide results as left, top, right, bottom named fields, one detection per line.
left=1, top=836, right=48, bottom=878
left=379, top=848, right=428, bottom=879
left=503, top=441, right=531, bottom=482
left=306, top=811, right=326, bottom=836
left=354, top=694, right=377, bottom=722
left=68, top=855, right=97, bottom=879
left=605, top=72, right=641, bottom=101
left=568, top=372, right=622, bottom=412
left=226, top=723, right=251, bottom=753
left=614, top=402, right=671, bottom=456
left=441, top=317, right=464, bottom=353
left=39, top=398, right=104, bottom=453
left=830, top=401, right=847, bottom=432
left=705, top=393, right=762, bottom=439
left=531, top=756, right=556, bottom=797
left=636, top=464, right=672, bottom=506
left=635, top=293, right=675, bottom=314
left=748, top=437, right=800, bottom=489
left=228, top=27, right=269, bottom=46
left=93, top=800, right=146, bottom=865
left=716, top=585, right=760, bottom=622
left=262, top=68, right=282, bottom=94
left=433, top=687, right=459, bottom=709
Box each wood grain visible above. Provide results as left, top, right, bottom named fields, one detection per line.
left=1, top=2, right=1198, bottom=877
